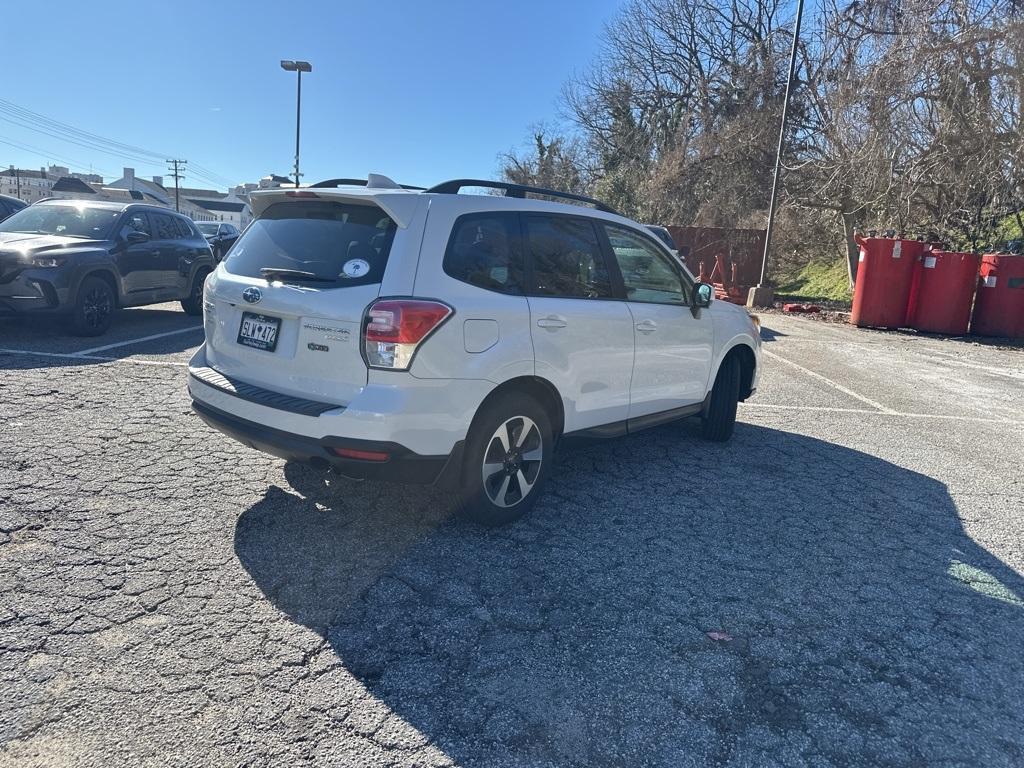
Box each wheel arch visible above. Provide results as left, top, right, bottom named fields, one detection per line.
left=712, top=340, right=757, bottom=402
left=74, top=267, right=121, bottom=307
left=471, top=375, right=565, bottom=442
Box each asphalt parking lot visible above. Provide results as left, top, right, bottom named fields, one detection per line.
left=1, top=304, right=1022, bottom=767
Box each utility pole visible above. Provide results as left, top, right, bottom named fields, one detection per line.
left=166, top=159, right=187, bottom=212
left=748, top=0, right=805, bottom=309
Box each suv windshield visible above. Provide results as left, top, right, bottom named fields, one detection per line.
left=197, top=222, right=219, bottom=235
left=223, top=200, right=397, bottom=285
left=0, top=204, right=119, bottom=239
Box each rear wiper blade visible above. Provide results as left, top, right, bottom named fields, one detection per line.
left=259, top=267, right=336, bottom=283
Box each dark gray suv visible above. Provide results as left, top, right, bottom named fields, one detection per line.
left=0, top=200, right=215, bottom=335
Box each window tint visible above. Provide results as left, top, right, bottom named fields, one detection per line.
left=525, top=215, right=612, bottom=299
left=223, top=200, right=396, bottom=286
left=605, top=225, right=688, bottom=305
left=173, top=217, right=194, bottom=239
left=151, top=212, right=177, bottom=239
left=443, top=213, right=523, bottom=294
left=121, top=211, right=152, bottom=238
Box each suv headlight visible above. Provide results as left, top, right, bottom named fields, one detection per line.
left=32, top=256, right=66, bottom=268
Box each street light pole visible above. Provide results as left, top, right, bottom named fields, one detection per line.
left=280, top=60, right=312, bottom=188
left=748, top=0, right=804, bottom=308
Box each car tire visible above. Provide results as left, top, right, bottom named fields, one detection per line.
left=180, top=269, right=210, bottom=316
left=457, top=392, right=553, bottom=526
left=67, top=275, right=115, bottom=337
left=702, top=355, right=740, bottom=442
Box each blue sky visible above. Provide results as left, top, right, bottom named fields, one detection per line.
left=1, top=0, right=620, bottom=191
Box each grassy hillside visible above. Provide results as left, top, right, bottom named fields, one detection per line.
left=776, top=259, right=853, bottom=303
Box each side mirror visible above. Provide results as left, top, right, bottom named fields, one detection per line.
left=125, top=230, right=150, bottom=244
left=693, top=282, right=714, bottom=308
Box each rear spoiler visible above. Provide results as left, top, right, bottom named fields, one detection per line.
left=248, top=188, right=423, bottom=229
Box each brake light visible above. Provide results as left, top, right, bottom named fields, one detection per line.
left=285, top=190, right=319, bottom=198
left=363, top=299, right=452, bottom=370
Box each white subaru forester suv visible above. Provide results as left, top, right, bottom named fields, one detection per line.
left=188, top=175, right=760, bottom=525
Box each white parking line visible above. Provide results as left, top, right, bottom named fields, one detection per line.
left=72, top=325, right=203, bottom=356
left=761, top=348, right=897, bottom=414
left=741, top=402, right=1023, bottom=426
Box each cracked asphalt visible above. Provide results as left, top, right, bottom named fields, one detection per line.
left=1, top=305, right=1023, bottom=767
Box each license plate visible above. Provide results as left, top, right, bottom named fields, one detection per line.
left=237, top=312, right=281, bottom=351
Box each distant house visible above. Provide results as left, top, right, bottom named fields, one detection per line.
left=105, top=167, right=217, bottom=221
left=187, top=196, right=251, bottom=228
left=50, top=177, right=97, bottom=197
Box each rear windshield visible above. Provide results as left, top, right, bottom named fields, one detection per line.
left=222, top=200, right=397, bottom=285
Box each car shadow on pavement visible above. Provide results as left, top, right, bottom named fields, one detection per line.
left=234, top=422, right=1024, bottom=767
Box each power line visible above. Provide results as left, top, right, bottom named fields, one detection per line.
left=0, top=98, right=236, bottom=190
left=166, top=160, right=187, bottom=212
left=0, top=134, right=113, bottom=178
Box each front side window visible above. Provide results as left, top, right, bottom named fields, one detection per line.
left=223, top=200, right=396, bottom=286
left=443, top=212, right=523, bottom=294
left=605, top=224, right=688, bottom=305
left=121, top=211, right=152, bottom=238
left=525, top=215, right=612, bottom=299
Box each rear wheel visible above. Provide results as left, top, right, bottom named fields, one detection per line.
left=181, top=269, right=210, bottom=316
left=67, top=276, right=115, bottom=337
left=457, top=392, right=553, bottom=526
left=702, top=355, right=740, bottom=442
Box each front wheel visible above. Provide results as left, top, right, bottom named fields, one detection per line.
left=457, top=392, right=553, bottom=526
left=702, top=355, right=740, bottom=442
left=180, top=269, right=210, bottom=316
left=67, top=276, right=115, bottom=337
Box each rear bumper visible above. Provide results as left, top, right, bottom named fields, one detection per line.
left=192, top=399, right=461, bottom=484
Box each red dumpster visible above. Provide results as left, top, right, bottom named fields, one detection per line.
left=906, top=249, right=980, bottom=335
left=971, top=253, right=1024, bottom=338
left=850, top=236, right=924, bottom=328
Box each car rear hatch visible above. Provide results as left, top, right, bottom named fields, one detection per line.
left=202, top=193, right=421, bottom=407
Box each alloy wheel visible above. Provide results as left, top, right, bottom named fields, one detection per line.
left=82, top=287, right=112, bottom=329
left=481, top=415, right=543, bottom=508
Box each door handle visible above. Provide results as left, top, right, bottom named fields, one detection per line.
left=636, top=320, right=658, bottom=334
left=536, top=315, right=567, bottom=329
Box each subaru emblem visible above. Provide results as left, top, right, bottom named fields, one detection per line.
left=242, top=287, right=262, bottom=304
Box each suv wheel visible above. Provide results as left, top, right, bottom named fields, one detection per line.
left=702, top=355, right=740, bottom=442
left=458, top=392, right=553, bottom=526
left=181, top=269, right=210, bottom=316
left=68, top=276, right=115, bottom=337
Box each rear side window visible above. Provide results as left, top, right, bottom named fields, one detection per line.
left=223, top=200, right=396, bottom=286
left=525, top=215, right=613, bottom=299
left=173, top=217, right=193, bottom=239
left=151, top=212, right=178, bottom=240
left=443, top=212, right=524, bottom=294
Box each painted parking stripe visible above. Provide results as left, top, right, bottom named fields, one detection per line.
left=741, top=402, right=1023, bottom=425
left=761, top=348, right=897, bottom=414
left=72, top=325, right=203, bottom=356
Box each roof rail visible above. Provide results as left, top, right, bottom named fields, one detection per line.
left=310, top=177, right=426, bottom=191
left=424, top=179, right=619, bottom=215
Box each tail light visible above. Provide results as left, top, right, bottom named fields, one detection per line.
left=363, top=299, right=452, bottom=370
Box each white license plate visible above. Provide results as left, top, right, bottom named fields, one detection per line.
left=237, top=312, right=281, bottom=352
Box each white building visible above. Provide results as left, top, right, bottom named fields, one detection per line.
left=1, top=165, right=104, bottom=203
